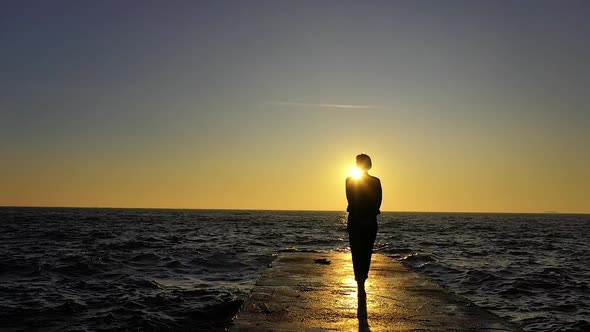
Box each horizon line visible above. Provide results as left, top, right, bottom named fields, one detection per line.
left=0, top=205, right=587, bottom=215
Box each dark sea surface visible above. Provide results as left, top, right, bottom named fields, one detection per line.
left=0, top=208, right=589, bottom=331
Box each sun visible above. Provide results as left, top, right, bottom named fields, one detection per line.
left=349, top=167, right=362, bottom=179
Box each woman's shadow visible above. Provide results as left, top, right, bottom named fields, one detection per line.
left=357, top=293, right=371, bottom=332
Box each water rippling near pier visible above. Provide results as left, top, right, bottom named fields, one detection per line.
left=0, top=208, right=588, bottom=331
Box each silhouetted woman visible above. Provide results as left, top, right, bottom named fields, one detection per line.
left=346, top=154, right=382, bottom=295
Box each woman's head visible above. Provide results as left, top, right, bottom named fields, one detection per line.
left=356, top=154, right=372, bottom=171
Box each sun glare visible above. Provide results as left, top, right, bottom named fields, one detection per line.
left=349, top=167, right=362, bottom=179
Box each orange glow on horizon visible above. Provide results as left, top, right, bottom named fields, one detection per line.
left=1, top=147, right=589, bottom=213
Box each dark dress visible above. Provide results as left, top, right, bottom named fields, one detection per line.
left=346, top=174, right=382, bottom=282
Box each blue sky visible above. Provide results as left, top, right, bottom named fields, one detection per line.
left=2, top=1, right=589, bottom=212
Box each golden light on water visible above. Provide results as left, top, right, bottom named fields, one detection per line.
left=344, top=276, right=359, bottom=298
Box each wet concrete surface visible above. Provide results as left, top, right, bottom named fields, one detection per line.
left=229, top=252, right=521, bottom=331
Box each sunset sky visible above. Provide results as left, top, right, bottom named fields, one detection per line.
left=2, top=1, right=589, bottom=213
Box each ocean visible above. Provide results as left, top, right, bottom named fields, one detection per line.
left=0, top=208, right=588, bottom=331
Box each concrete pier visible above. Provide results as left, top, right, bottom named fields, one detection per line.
left=229, top=252, right=520, bottom=331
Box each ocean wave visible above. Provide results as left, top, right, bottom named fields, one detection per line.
left=0, top=208, right=588, bottom=331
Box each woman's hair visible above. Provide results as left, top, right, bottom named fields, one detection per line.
left=356, top=153, right=372, bottom=171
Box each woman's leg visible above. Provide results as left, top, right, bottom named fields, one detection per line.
left=361, top=223, right=377, bottom=281
left=348, top=223, right=363, bottom=282
left=349, top=219, right=378, bottom=283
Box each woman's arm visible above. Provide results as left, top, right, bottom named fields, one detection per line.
left=345, top=177, right=352, bottom=212
left=376, top=178, right=382, bottom=214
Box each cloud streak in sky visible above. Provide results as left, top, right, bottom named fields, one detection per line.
left=265, top=101, right=378, bottom=110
